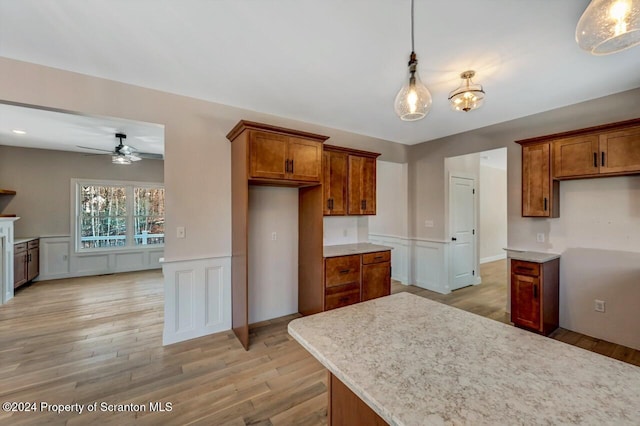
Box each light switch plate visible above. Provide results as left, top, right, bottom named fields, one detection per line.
left=177, top=226, right=186, bottom=239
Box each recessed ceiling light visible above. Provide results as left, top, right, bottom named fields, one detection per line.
left=12, top=129, right=27, bottom=135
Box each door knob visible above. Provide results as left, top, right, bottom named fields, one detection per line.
left=451, top=237, right=457, bottom=241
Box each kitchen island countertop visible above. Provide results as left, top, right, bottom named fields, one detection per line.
left=288, top=292, right=640, bottom=425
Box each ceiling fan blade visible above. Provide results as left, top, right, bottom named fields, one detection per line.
left=135, top=152, right=164, bottom=160
left=77, top=145, right=113, bottom=153
left=126, top=154, right=142, bottom=162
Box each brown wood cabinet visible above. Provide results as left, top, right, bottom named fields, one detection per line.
left=322, top=250, right=391, bottom=311
left=328, top=372, right=388, bottom=426
left=323, top=149, right=348, bottom=215
left=521, top=142, right=559, bottom=217
left=553, top=126, right=640, bottom=179
left=246, top=128, right=323, bottom=183
left=323, top=145, right=380, bottom=216
left=227, top=121, right=329, bottom=350
left=348, top=155, right=376, bottom=215
left=510, top=258, right=559, bottom=336
left=14, top=239, right=39, bottom=289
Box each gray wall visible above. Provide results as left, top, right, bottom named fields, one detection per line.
left=0, top=145, right=164, bottom=238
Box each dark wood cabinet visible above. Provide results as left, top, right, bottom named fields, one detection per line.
left=599, top=126, right=640, bottom=174
left=323, top=250, right=391, bottom=311
left=348, top=155, right=376, bottom=215
left=510, top=258, right=559, bottom=336
left=247, top=129, right=322, bottom=183
left=14, top=239, right=39, bottom=289
left=520, top=142, right=559, bottom=218
left=328, top=372, right=388, bottom=426
left=552, top=135, right=600, bottom=178
left=323, top=149, right=348, bottom=215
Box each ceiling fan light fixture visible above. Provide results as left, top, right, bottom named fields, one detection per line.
left=394, top=0, right=432, bottom=121
left=112, top=154, right=131, bottom=165
left=576, top=0, right=640, bottom=55
left=448, top=70, right=485, bottom=112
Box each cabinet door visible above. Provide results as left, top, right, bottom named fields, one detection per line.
left=599, top=126, right=640, bottom=174
left=27, top=248, right=39, bottom=282
left=522, top=143, right=552, bottom=217
left=14, top=252, right=28, bottom=288
left=288, top=137, right=322, bottom=182
left=552, top=135, right=599, bottom=178
left=511, top=273, right=541, bottom=331
left=324, top=151, right=348, bottom=215
left=347, top=155, right=364, bottom=214
left=249, top=131, right=288, bottom=179
left=361, top=157, right=376, bottom=215
left=362, top=262, right=390, bottom=301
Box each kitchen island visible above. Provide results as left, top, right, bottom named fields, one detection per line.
left=288, top=292, right=640, bottom=425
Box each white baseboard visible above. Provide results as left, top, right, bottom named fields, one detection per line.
left=480, top=253, right=507, bottom=264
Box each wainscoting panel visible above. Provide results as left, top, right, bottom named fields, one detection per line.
left=38, top=236, right=163, bottom=281
left=162, top=256, right=232, bottom=346
left=412, top=239, right=451, bottom=295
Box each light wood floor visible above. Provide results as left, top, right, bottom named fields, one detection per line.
left=1, top=262, right=638, bottom=424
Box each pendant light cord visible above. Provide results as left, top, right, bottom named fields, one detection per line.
left=411, top=0, right=415, bottom=52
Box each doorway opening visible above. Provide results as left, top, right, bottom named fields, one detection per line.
left=445, top=147, right=508, bottom=318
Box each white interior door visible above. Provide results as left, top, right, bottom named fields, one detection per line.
left=450, top=176, right=476, bottom=291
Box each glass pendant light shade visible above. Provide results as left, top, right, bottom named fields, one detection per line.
left=448, top=70, right=485, bottom=112
left=394, top=52, right=433, bottom=121
left=576, top=0, right=640, bottom=55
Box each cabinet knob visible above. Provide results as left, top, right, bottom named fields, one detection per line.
left=451, top=237, right=457, bottom=241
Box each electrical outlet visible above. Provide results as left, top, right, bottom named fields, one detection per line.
left=271, top=232, right=277, bottom=241
left=594, top=300, right=605, bottom=313
left=536, top=233, right=545, bottom=243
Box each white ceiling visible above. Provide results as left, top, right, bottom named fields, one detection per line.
left=0, top=1, right=639, bottom=146
left=0, top=103, right=164, bottom=155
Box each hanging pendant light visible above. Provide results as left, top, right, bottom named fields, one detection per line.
left=448, top=70, right=485, bottom=112
left=576, top=0, right=640, bottom=55
left=394, top=0, right=432, bottom=121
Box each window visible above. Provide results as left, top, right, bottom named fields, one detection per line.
left=75, top=180, right=164, bottom=250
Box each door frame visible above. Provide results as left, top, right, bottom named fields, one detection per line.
left=446, top=172, right=480, bottom=289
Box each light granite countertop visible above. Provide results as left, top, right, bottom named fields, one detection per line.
left=323, top=243, right=393, bottom=258
left=505, top=248, right=560, bottom=263
left=288, top=292, right=640, bottom=425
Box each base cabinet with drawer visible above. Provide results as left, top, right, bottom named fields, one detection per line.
left=510, top=258, right=559, bottom=336
left=14, top=239, right=40, bottom=289
left=324, top=250, right=391, bottom=311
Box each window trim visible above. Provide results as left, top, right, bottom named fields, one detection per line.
left=71, top=178, right=165, bottom=254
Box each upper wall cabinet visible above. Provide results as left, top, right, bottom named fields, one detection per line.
left=228, top=121, right=327, bottom=185
left=322, top=145, right=380, bottom=216
left=517, top=118, right=640, bottom=218
left=520, top=142, right=559, bottom=218
left=323, top=149, right=348, bottom=215
left=553, top=126, right=640, bottom=179
left=348, top=155, right=376, bottom=215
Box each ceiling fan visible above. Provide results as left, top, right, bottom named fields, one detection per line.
left=78, top=133, right=163, bottom=165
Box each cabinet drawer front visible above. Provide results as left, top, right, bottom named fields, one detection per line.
left=27, top=239, right=39, bottom=249
left=325, top=283, right=360, bottom=311
left=511, top=260, right=540, bottom=277
left=14, top=243, right=27, bottom=253
left=362, top=251, right=390, bottom=265
left=325, top=255, right=361, bottom=287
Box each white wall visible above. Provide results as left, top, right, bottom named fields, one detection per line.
left=323, top=216, right=369, bottom=245
left=248, top=186, right=298, bottom=324
left=369, top=161, right=408, bottom=238
left=479, top=164, right=507, bottom=263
